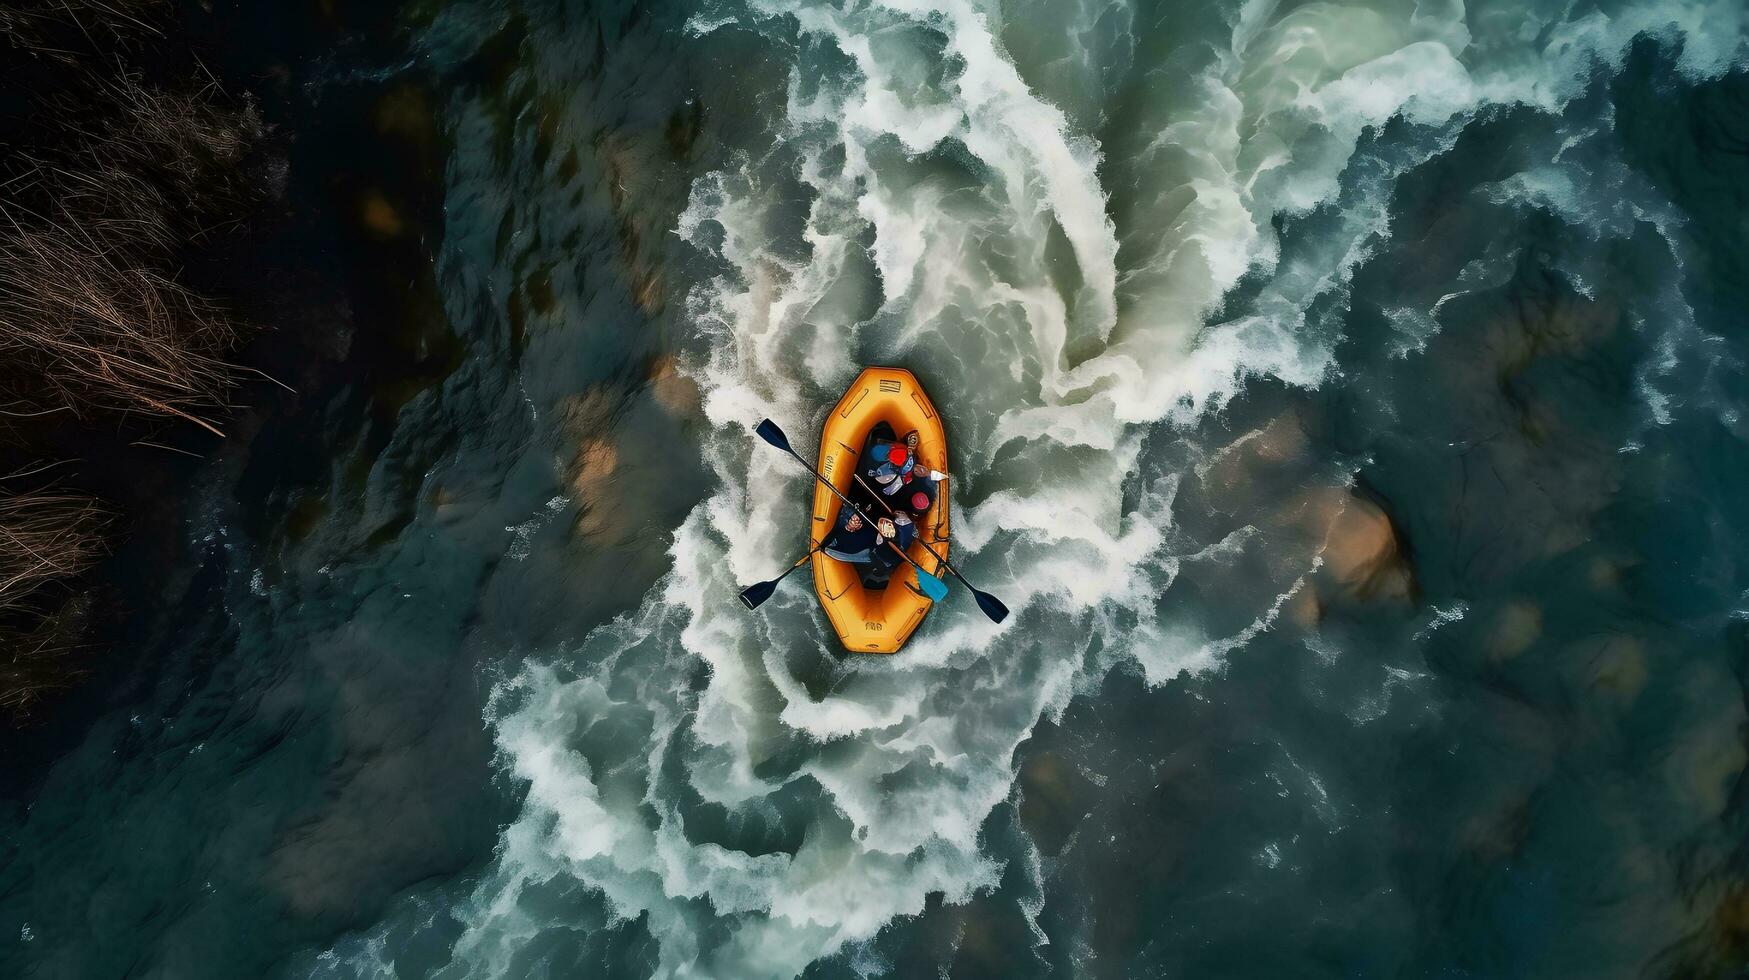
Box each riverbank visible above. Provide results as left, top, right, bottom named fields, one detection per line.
left=0, top=0, right=277, bottom=718
left=0, top=0, right=453, bottom=728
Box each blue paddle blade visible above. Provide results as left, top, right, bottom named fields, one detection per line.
left=754, top=418, right=791, bottom=454
left=915, top=568, right=950, bottom=602
left=739, top=579, right=779, bottom=610
left=973, top=589, right=1009, bottom=623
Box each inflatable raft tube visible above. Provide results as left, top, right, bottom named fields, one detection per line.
left=810, top=367, right=949, bottom=654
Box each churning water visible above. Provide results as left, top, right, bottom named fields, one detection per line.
left=7, top=0, right=1749, bottom=976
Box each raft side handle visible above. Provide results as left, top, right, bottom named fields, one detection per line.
left=838, top=386, right=870, bottom=418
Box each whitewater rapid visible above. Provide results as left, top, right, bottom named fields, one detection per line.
left=311, top=0, right=1747, bottom=976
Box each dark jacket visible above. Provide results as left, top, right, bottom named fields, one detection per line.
left=902, top=478, right=938, bottom=515
left=822, top=511, right=915, bottom=567
left=822, top=513, right=880, bottom=564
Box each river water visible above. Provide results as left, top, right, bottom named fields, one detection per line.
left=6, top=0, right=1749, bottom=977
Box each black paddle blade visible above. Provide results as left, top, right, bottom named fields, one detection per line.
left=739, top=579, right=779, bottom=610
left=754, top=418, right=791, bottom=454
left=973, top=589, right=1010, bottom=623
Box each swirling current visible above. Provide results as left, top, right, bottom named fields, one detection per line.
left=6, top=0, right=1749, bottom=977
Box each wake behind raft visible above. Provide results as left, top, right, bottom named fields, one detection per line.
left=740, top=366, right=1008, bottom=654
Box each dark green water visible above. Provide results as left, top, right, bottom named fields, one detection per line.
left=6, top=0, right=1749, bottom=977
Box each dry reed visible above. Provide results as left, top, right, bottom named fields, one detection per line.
left=0, top=0, right=268, bottom=718
left=0, top=487, right=109, bottom=618
left=0, top=488, right=109, bottom=716
left=0, top=0, right=168, bottom=59
left=0, top=205, right=238, bottom=434
left=53, top=73, right=265, bottom=226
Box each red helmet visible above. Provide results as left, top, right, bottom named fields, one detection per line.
left=911, top=492, right=930, bottom=511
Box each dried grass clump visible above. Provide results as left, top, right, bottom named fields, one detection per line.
left=0, top=0, right=272, bottom=719
left=0, top=489, right=108, bottom=717
left=0, top=52, right=270, bottom=437
left=0, top=207, right=238, bottom=434
left=1, top=619, right=85, bottom=715
left=59, top=73, right=266, bottom=223
left=0, top=0, right=169, bottom=59
left=0, top=487, right=109, bottom=618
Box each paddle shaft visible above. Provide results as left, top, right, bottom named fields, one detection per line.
left=739, top=542, right=827, bottom=609
left=774, top=543, right=823, bottom=580
left=777, top=447, right=941, bottom=583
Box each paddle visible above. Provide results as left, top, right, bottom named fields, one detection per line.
left=738, top=544, right=823, bottom=610
left=752, top=418, right=950, bottom=603
left=755, top=418, right=1007, bottom=621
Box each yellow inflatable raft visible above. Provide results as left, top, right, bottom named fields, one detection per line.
left=810, top=367, right=949, bottom=654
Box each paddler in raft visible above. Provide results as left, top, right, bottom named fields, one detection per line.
left=820, top=509, right=913, bottom=571
left=863, top=428, right=947, bottom=520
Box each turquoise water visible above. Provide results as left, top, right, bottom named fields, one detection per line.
left=7, top=0, right=1749, bottom=976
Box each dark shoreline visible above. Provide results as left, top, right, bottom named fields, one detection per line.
left=0, top=0, right=451, bottom=736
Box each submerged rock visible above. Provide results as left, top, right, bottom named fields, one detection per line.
left=1017, top=750, right=1097, bottom=857
left=648, top=353, right=701, bottom=417
left=359, top=190, right=403, bottom=238
left=1487, top=601, right=1542, bottom=661
left=1288, top=488, right=1416, bottom=610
